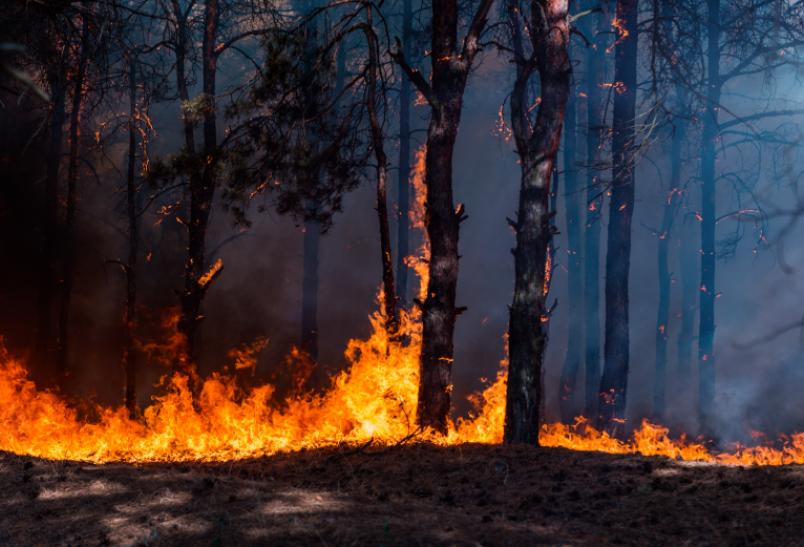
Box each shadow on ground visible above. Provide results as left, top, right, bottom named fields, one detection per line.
left=1, top=443, right=803, bottom=546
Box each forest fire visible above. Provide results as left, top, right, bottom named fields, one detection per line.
left=7, top=0, right=804, bottom=542
left=0, top=140, right=802, bottom=467
left=2, top=324, right=804, bottom=465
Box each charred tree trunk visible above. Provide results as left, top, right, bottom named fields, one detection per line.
left=677, top=210, right=697, bottom=388
left=582, top=1, right=607, bottom=418
left=57, top=15, right=91, bottom=379
left=504, top=0, right=571, bottom=445
left=598, top=0, right=638, bottom=432
left=699, top=0, right=721, bottom=434
left=36, top=62, right=67, bottom=371
left=301, top=215, right=320, bottom=362
left=653, top=89, right=687, bottom=420
left=177, top=0, right=220, bottom=372
left=395, top=0, right=413, bottom=307
left=418, top=108, right=461, bottom=433
left=558, top=57, right=583, bottom=423
left=123, top=55, right=140, bottom=417
left=171, top=0, right=197, bottom=156
left=362, top=18, right=398, bottom=335
left=393, top=0, right=493, bottom=433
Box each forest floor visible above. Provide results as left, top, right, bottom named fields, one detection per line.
left=1, top=444, right=803, bottom=546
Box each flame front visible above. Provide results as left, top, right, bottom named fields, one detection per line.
left=0, top=146, right=803, bottom=466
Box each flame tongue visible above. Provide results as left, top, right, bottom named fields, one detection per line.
left=1, top=144, right=803, bottom=465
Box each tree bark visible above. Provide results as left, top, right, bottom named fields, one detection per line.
left=177, top=0, right=220, bottom=371
left=598, top=0, right=638, bottom=432
left=36, top=59, right=67, bottom=372
left=395, top=0, right=413, bottom=307
left=677, top=209, right=697, bottom=389
left=504, top=0, right=571, bottom=445
left=698, top=0, right=721, bottom=434
left=57, top=13, right=91, bottom=379
left=558, top=54, right=583, bottom=423
left=123, top=54, right=140, bottom=416
left=392, top=0, right=493, bottom=433
left=362, top=18, right=398, bottom=335
left=582, top=0, right=607, bottom=418
left=653, top=89, right=687, bottom=420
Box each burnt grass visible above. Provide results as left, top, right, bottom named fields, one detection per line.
left=1, top=444, right=803, bottom=546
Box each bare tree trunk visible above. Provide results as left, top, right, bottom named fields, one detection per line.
left=698, top=0, right=721, bottom=434
left=558, top=56, right=583, bottom=423
left=392, top=0, right=493, bottom=433
left=653, top=89, right=687, bottom=420
left=362, top=17, right=398, bottom=334
left=582, top=0, right=607, bottom=418
left=598, top=0, right=638, bottom=432
left=504, top=0, right=571, bottom=445
left=36, top=61, right=66, bottom=372
left=395, top=0, right=413, bottom=307
left=677, top=210, right=697, bottom=388
left=57, top=14, right=91, bottom=380
left=177, top=0, right=220, bottom=372
left=123, top=55, right=140, bottom=417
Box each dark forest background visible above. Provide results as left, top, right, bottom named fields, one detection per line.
left=2, top=0, right=804, bottom=442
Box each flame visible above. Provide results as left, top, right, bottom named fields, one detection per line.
left=606, top=17, right=630, bottom=54
left=0, top=144, right=803, bottom=466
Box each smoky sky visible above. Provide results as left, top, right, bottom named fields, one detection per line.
left=3, top=31, right=804, bottom=443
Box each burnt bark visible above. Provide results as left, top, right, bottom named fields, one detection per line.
left=36, top=59, right=67, bottom=372
left=504, top=0, right=571, bottom=445
left=393, top=0, right=494, bottom=433
left=677, top=210, right=697, bottom=389
left=177, top=0, right=220, bottom=372
left=582, top=1, right=607, bottom=418
left=395, top=0, right=413, bottom=307
left=698, top=0, right=721, bottom=434
left=653, top=90, right=687, bottom=420
left=598, top=0, right=638, bottom=432
left=652, top=0, right=687, bottom=421
left=362, top=19, right=398, bottom=335
left=123, top=55, right=140, bottom=417
left=57, top=14, right=91, bottom=379
left=558, top=56, right=583, bottom=423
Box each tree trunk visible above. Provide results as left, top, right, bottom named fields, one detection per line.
left=582, top=1, right=607, bottom=418
left=409, top=0, right=492, bottom=433
left=418, top=109, right=461, bottom=433
left=362, top=17, right=398, bottom=335
left=57, top=14, right=91, bottom=380
left=698, top=0, right=721, bottom=434
left=653, top=90, right=687, bottom=420
left=36, top=62, right=66, bottom=372
left=598, top=0, right=638, bottom=432
left=395, top=0, right=413, bottom=307
left=123, top=55, right=140, bottom=416
left=177, top=0, right=219, bottom=372
left=677, top=210, right=697, bottom=389
left=504, top=0, right=571, bottom=445
left=558, top=56, right=583, bottom=423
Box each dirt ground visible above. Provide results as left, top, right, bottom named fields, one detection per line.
left=1, top=444, right=803, bottom=546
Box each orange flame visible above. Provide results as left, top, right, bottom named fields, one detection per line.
left=1, top=141, right=803, bottom=465
left=606, top=17, right=630, bottom=54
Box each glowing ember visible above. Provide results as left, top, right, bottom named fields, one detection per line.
left=0, top=144, right=802, bottom=466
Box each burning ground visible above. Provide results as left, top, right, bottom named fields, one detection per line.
left=3, top=443, right=804, bottom=546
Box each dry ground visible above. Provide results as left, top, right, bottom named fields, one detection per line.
left=1, top=444, right=803, bottom=546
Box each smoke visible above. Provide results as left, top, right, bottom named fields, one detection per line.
left=3, top=34, right=804, bottom=443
